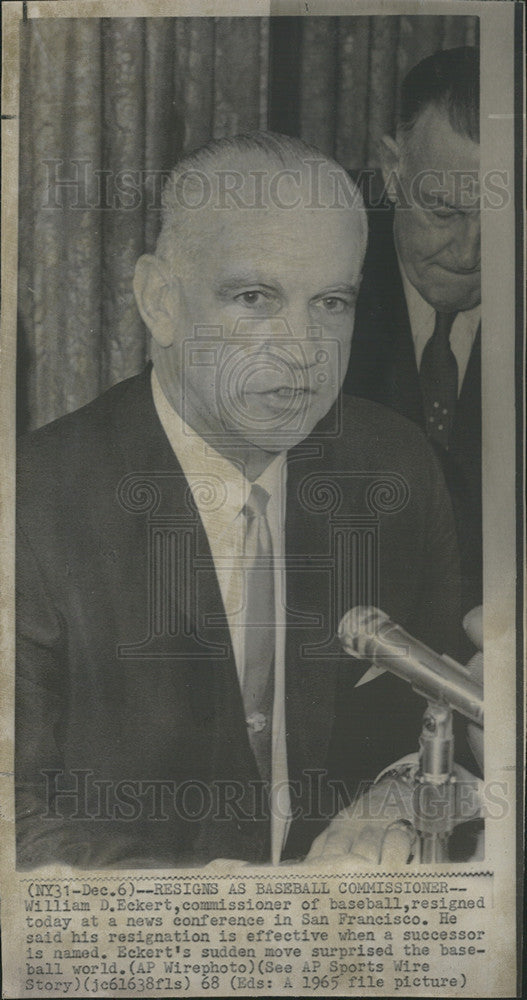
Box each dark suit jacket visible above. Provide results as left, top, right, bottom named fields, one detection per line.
left=16, top=367, right=463, bottom=868
left=343, top=179, right=482, bottom=615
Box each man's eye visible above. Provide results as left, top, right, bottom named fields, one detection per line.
left=319, top=296, right=349, bottom=314
left=235, top=290, right=266, bottom=306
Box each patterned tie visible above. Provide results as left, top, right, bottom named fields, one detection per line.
left=241, top=483, right=275, bottom=784
left=420, top=311, right=458, bottom=449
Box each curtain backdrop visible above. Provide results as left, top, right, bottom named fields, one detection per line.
left=17, top=15, right=477, bottom=431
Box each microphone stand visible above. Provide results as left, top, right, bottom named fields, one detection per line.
left=413, top=702, right=456, bottom=862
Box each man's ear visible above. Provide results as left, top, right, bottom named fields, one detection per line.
left=133, top=254, right=180, bottom=348
left=378, top=134, right=401, bottom=204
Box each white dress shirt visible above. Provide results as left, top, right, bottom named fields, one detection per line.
left=399, top=265, right=481, bottom=395
left=152, top=370, right=291, bottom=863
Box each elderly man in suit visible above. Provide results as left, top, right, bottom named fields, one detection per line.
left=16, top=132, right=468, bottom=870
left=344, top=47, right=481, bottom=617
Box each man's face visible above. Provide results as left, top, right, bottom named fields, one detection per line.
left=388, top=106, right=480, bottom=312
left=159, top=180, right=364, bottom=466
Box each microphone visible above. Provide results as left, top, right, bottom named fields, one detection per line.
left=338, top=606, right=483, bottom=726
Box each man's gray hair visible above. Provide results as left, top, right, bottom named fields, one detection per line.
left=156, top=130, right=368, bottom=269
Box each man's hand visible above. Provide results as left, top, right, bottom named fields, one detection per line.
left=305, top=772, right=417, bottom=868
left=306, top=764, right=482, bottom=867
left=464, top=604, right=483, bottom=676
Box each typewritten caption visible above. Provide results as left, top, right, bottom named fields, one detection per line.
left=19, top=872, right=494, bottom=997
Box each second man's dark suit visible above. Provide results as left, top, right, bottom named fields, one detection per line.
left=344, top=181, right=482, bottom=615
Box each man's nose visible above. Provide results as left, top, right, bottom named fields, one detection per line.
left=256, top=307, right=322, bottom=373
left=281, top=300, right=316, bottom=341
left=452, top=215, right=481, bottom=271
left=259, top=305, right=321, bottom=358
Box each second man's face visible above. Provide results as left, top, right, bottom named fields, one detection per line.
left=391, top=106, right=481, bottom=313
left=166, top=180, right=365, bottom=460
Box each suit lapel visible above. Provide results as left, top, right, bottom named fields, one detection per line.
left=283, top=440, right=341, bottom=781
left=350, top=198, right=424, bottom=427
left=109, top=367, right=259, bottom=780
left=384, top=286, right=424, bottom=427
left=368, top=207, right=423, bottom=426
left=452, top=324, right=481, bottom=456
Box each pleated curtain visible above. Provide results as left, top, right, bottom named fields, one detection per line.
left=17, top=15, right=476, bottom=431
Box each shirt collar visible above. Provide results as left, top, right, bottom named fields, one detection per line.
left=151, top=368, right=286, bottom=535
left=398, top=256, right=481, bottom=342
left=399, top=261, right=435, bottom=343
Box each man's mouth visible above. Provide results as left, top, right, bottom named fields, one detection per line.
left=436, top=262, right=481, bottom=276
left=256, top=385, right=312, bottom=399
left=253, top=385, right=313, bottom=397
left=275, top=386, right=310, bottom=396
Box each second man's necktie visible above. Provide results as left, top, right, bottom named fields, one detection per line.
left=420, top=311, right=458, bottom=449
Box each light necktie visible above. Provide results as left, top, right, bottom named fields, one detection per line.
left=241, top=483, right=275, bottom=784
left=420, top=311, right=458, bottom=449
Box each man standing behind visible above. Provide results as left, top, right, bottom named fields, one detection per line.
left=344, top=47, right=481, bottom=615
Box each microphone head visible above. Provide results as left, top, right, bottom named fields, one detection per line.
left=338, top=606, right=390, bottom=658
